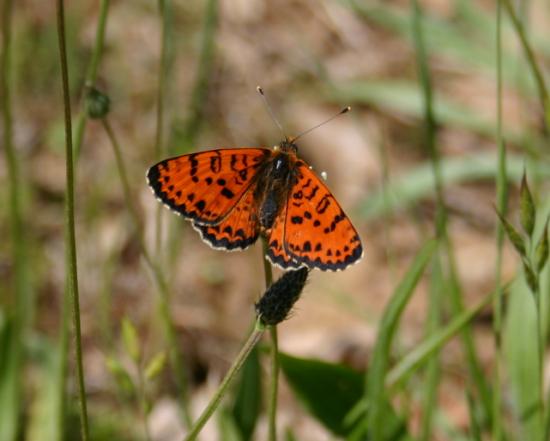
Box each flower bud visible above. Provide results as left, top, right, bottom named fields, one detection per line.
left=520, top=171, right=536, bottom=237
left=86, top=86, right=110, bottom=119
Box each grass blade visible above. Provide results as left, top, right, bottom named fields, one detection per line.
left=367, top=239, right=437, bottom=441
left=359, top=152, right=550, bottom=221
left=387, top=283, right=507, bottom=388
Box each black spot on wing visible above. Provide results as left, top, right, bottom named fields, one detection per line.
left=221, top=188, right=235, bottom=199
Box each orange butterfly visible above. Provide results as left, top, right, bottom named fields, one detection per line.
left=147, top=138, right=363, bottom=271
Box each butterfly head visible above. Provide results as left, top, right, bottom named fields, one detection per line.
left=277, top=138, right=298, bottom=154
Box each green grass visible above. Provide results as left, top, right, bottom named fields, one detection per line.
left=2, top=0, right=550, bottom=440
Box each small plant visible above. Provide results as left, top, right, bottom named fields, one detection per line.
left=497, top=171, right=549, bottom=294
left=106, top=317, right=167, bottom=441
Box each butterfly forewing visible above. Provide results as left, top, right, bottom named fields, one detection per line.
left=280, top=162, right=363, bottom=271
left=147, top=148, right=271, bottom=225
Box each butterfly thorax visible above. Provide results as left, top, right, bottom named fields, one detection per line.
left=278, top=139, right=298, bottom=154
left=254, top=146, right=299, bottom=232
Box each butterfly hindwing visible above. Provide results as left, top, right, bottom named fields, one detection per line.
left=193, top=188, right=260, bottom=250
left=147, top=148, right=271, bottom=225
left=281, top=162, right=363, bottom=271
left=266, top=202, right=304, bottom=269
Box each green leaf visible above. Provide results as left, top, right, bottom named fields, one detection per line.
left=217, top=408, right=244, bottom=441
left=496, top=210, right=526, bottom=257
left=520, top=171, right=536, bottom=237
left=522, top=261, right=538, bottom=294
left=284, top=427, right=298, bottom=441
left=368, top=240, right=437, bottom=441
left=26, top=336, right=69, bottom=441
left=105, top=357, right=135, bottom=397
left=230, top=346, right=262, bottom=441
left=0, top=318, right=21, bottom=441
left=504, top=277, right=544, bottom=440
left=279, top=353, right=364, bottom=436
left=279, top=353, right=406, bottom=438
left=145, top=351, right=167, bottom=381
left=535, top=218, right=549, bottom=272
left=122, top=317, right=140, bottom=363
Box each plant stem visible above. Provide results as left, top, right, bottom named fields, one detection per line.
left=56, top=0, right=89, bottom=438
left=73, top=0, right=110, bottom=160
left=534, top=280, right=545, bottom=436
left=268, top=326, right=279, bottom=441
left=410, top=0, right=492, bottom=421
left=419, top=255, right=443, bottom=441
left=154, top=0, right=173, bottom=257
left=101, top=118, right=193, bottom=428
left=178, top=0, right=218, bottom=149
left=493, top=1, right=507, bottom=439
left=137, top=365, right=153, bottom=441
left=183, top=325, right=265, bottom=441
left=501, top=0, right=549, bottom=132
left=262, top=239, right=279, bottom=441
left=1, top=0, right=26, bottom=439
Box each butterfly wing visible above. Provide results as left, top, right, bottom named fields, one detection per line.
left=192, top=187, right=260, bottom=250
left=147, top=148, right=271, bottom=225
left=279, top=162, right=363, bottom=271
left=265, top=201, right=304, bottom=269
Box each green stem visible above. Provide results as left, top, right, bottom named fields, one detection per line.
left=261, top=239, right=278, bottom=441
left=1, top=1, right=25, bottom=439
left=137, top=365, right=153, bottom=441
left=101, top=118, right=193, bottom=428
left=56, top=0, right=89, bottom=438
left=493, top=1, right=507, bottom=439
left=411, top=0, right=492, bottom=421
left=535, top=282, right=545, bottom=434
left=268, top=326, right=279, bottom=441
left=179, top=0, right=218, bottom=148
left=73, top=0, right=110, bottom=160
left=501, top=0, right=549, bottom=131
left=183, top=325, right=265, bottom=441
left=419, top=254, right=443, bottom=441
left=154, top=0, right=172, bottom=256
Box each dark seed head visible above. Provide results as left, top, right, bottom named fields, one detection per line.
left=256, top=268, right=309, bottom=326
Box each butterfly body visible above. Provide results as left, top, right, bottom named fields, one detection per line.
left=147, top=140, right=363, bottom=271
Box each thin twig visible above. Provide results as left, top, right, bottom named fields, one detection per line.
left=262, top=239, right=278, bottom=441
left=56, top=0, right=89, bottom=438
left=73, top=0, right=110, bottom=160
left=183, top=326, right=265, bottom=441
left=101, top=118, right=193, bottom=428
left=493, top=1, right=507, bottom=439
left=410, top=0, right=492, bottom=420
left=501, top=0, right=549, bottom=132
left=1, top=0, right=25, bottom=439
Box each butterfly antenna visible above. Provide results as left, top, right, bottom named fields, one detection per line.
left=290, top=106, right=351, bottom=143
left=257, top=86, right=287, bottom=139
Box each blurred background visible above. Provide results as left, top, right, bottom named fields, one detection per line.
left=2, top=0, right=550, bottom=440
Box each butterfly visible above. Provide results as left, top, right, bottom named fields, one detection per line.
left=147, top=139, right=363, bottom=271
